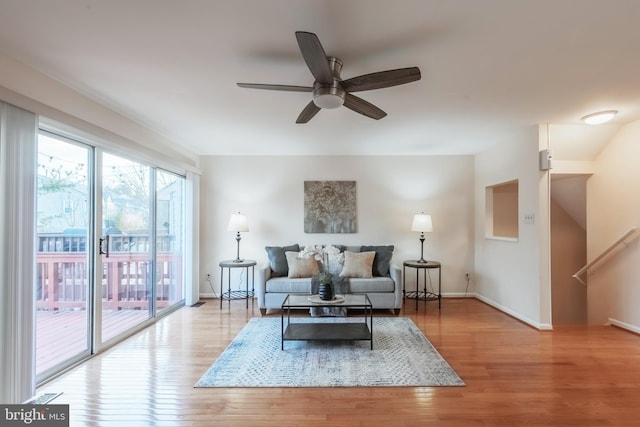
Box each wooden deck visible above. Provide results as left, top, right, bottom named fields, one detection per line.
left=34, top=245, right=183, bottom=377
left=36, top=309, right=151, bottom=374
left=36, top=298, right=640, bottom=426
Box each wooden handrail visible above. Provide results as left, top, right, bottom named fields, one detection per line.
left=573, top=227, right=640, bottom=285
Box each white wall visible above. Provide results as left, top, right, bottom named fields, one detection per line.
left=587, top=120, right=640, bottom=331
left=473, top=126, right=552, bottom=329
left=199, top=155, right=475, bottom=297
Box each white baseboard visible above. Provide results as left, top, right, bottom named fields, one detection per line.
left=195, top=290, right=551, bottom=330
left=442, top=292, right=475, bottom=298
left=608, top=318, right=640, bottom=334
left=473, top=293, right=553, bottom=330
left=198, top=292, right=218, bottom=299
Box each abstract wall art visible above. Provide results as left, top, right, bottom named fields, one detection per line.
left=304, top=180, right=357, bottom=233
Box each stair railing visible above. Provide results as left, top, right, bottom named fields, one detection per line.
left=573, top=226, right=640, bottom=285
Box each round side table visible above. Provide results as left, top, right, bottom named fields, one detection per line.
left=219, top=259, right=256, bottom=309
left=402, top=260, right=441, bottom=310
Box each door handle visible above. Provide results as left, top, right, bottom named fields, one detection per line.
left=99, top=235, right=110, bottom=258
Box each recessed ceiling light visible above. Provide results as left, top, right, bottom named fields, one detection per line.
left=581, top=110, right=618, bottom=125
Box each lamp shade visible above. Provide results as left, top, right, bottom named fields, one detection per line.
left=411, top=213, right=433, bottom=232
left=227, top=212, right=249, bottom=232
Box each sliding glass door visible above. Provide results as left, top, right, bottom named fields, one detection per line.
left=156, top=170, right=185, bottom=313
left=35, top=133, right=92, bottom=378
left=35, top=131, right=187, bottom=381
left=100, top=153, right=153, bottom=342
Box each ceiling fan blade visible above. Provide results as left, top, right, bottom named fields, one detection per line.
left=237, top=83, right=313, bottom=92
left=342, top=67, right=421, bottom=92
left=296, top=101, right=321, bottom=123
left=295, top=31, right=333, bottom=84
left=343, top=94, right=387, bottom=120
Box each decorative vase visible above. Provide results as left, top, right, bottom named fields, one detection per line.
left=318, top=282, right=334, bottom=300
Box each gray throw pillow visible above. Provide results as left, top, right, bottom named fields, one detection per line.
left=360, top=245, right=394, bottom=277
left=265, top=244, right=300, bottom=277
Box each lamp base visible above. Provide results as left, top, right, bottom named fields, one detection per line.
left=233, top=233, right=243, bottom=264
left=417, top=235, right=427, bottom=264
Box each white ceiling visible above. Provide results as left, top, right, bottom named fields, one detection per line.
left=1, top=0, right=639, bottom=157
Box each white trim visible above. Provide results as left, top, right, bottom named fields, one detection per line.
left=484, top=236, right=519, bottom=242
left=441, top=292, right=476, bottom=298
left=185, top=171, right=200, bottom=306
left=198, top=293, right=219, bottom=299
left=39, top=119, right=198, bottom=177
left=608, top=318, right=640, bottom=335
left=473, top=293, right=553, bottom=330
left=92, top=149, right=104, bottom=350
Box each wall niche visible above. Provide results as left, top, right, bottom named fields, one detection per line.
left=485, top=180, right=518, bottom=240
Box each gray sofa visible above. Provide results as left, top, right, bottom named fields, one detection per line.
left=256, top=244, right=402, bottom=315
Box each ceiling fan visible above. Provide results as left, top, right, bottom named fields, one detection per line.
left=237, top=31, right=421, bottom=123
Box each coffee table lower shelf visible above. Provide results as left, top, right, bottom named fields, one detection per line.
left=281, top=293, right=373, bottom=350
left=283, top=323, right=371, bottom=342
left=282, top=323, right=372, bottom=350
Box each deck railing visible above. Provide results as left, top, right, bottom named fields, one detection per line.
left=36, top=234, right=182, bottom=310
left=38, top=233, right=175, bottom=253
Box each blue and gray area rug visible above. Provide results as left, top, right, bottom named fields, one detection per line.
left=195, top=317, right=464, bottom=387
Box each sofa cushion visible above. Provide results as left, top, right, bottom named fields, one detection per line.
left=361, top=245, right=394, bottom=276
left=265, top=244, right=300, bottom=277
left=285, top=251, right=320, bottom=278
left=266, top=277, right=313, bottom=294
left=349, top=277, right=396, bottom=293
left=339, top=251, right=375, bottom=278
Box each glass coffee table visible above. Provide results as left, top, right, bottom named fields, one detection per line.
left=281, top=293, right=373, bottom=350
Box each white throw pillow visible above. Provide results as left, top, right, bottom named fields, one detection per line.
left=339, top=251, right=375, bottom=278
left=323, top=244, right=345, bottom=276
left=285, top=251, right=320, bottom=278
left=300, top=245, right=323, bottom=261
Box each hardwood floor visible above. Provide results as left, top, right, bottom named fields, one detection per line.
left=37, top=298, right=640, bottom=426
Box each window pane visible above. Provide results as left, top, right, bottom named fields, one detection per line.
left=156, top=170, right=185, bottom=312
left=101, top=153, right=152, bottom=342
left=36, top=133, right=91, bottom=377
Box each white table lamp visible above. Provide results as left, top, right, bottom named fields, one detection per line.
left=228, top=212, right=249, bottom=263
left=411, top=213, right=433, bottom=263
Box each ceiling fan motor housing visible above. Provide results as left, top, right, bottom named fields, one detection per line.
left=312, top=56, right=345, bottom=109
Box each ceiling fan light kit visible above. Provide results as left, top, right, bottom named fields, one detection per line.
left=237, top=31, right=421, bottom=123
left=313, top=88, right=345, bottom=109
